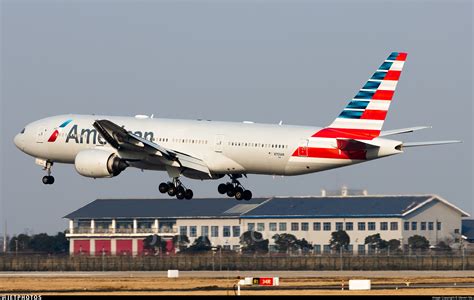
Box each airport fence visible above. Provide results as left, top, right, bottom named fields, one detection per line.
left=0, top=253, right=473, bottom=271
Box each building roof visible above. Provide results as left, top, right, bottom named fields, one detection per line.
left=462, top=219, right=474, bottom=241
left=64, top=198, right=270, bottom=219
left=242, top=195, right=470, bottom=218
left=64, top=195, right=470, bottom=220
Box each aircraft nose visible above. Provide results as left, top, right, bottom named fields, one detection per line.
left=14, top=133, right=24, bottom=150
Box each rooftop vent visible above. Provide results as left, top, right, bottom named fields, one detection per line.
left=321, top=186, right=369, bottom=196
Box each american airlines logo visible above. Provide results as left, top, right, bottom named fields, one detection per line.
left=47, top=119, right=73, bottom=142
left=51, top=121, right=154, bottom=145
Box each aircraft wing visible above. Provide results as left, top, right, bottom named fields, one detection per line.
left=93, top=119, right=211, bottom=176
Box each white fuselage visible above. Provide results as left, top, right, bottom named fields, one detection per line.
left=14, top=114, right=402, bottom=180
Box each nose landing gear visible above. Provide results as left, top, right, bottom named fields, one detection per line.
left=159, top=179, right=193, bottom=200
left=41, top=161, right=55, bottom=185
left=218, top=175, right=252, bottom=201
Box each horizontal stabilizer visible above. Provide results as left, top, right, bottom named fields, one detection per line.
left=380, top=126, right=431, bottom=137
left=403, top=140, right=462, bottom=148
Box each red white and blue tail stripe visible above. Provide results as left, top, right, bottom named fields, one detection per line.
left=314, top=52, right=407, bottom=140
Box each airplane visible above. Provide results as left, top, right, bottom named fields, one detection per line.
left=13, top=52, right=461, bottom=201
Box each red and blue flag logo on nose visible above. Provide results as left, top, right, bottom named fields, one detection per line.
left=48, top=119, right=73, bottom=142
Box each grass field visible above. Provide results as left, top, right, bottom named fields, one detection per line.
left=1, top=275, right=474, bottom=295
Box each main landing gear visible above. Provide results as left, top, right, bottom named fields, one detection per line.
left=158, top=178, right=193, bottom=200
left=42, top=161, right=55, bottom=185
left=218, top=175, right=252, bottom=201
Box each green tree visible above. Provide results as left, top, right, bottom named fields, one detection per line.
left=143, top=235, right=166, bottom=254
left=240, top=231, right=269, bottom=254
left=379, top=239, right=389, bottom=251
left=172, top=235, right=190, bottom=252
left=9, top=232, right=68, bottom=254
left=387, top=239, right=401, bottom=252
left=51, top=232, right=69, bottom=253
left=434, top=241, right=452, bottom=252
left=296, top=238, right=313, bottom=253
left=186, top=236, right=212, bottom=253
left=29, top=233, right=55, bottom=253
left=8, top=234, right=31, bottom=252
left=408, top=235, right=430, bottom=251
left=364, top=233, right=388, bottom=252
left=329, top=230, right=350, bottom=251
left=272, top=233, right=299, bottom=253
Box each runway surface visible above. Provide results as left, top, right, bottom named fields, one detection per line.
left=2, top=271, right=473, bottom=295
left=1, top=270, right=473, bottom=278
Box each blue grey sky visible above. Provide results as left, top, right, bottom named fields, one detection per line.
left=1, top=0, right=472, bottom=234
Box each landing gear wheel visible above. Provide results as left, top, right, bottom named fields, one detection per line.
left=42, top=176, right=54, bottom=185
left=168, top=185, right=177, bottom=196
left=176, top=189, right=185, bottom=200
left=220, top=175, right=252, bottom=200
left=159, top=182, right=169, bottom=193
left=218, top=183, right=227, bottom=194
left=243, top=190, right=252, bottom=201
left=41, top=161, right=54, bottom=185
left=234, top=186, right=244, bottom=200
left=184, top=189, right=193, bottom=200
left=235, top=190, right=244, bottom=201
left=176, top=185, right=185, bottom=194
left=226, top=188, right=235, bottom=197
left=166, top=177, right=194, bottom=200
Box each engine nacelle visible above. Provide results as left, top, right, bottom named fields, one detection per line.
left=74, top=149, right=128, bottom=178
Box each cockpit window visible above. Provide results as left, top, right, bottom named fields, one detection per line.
left=20, top=128, right=25, bottom=134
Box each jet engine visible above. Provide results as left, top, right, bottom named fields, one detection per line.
left=74, top=149, right=128, bottom=178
